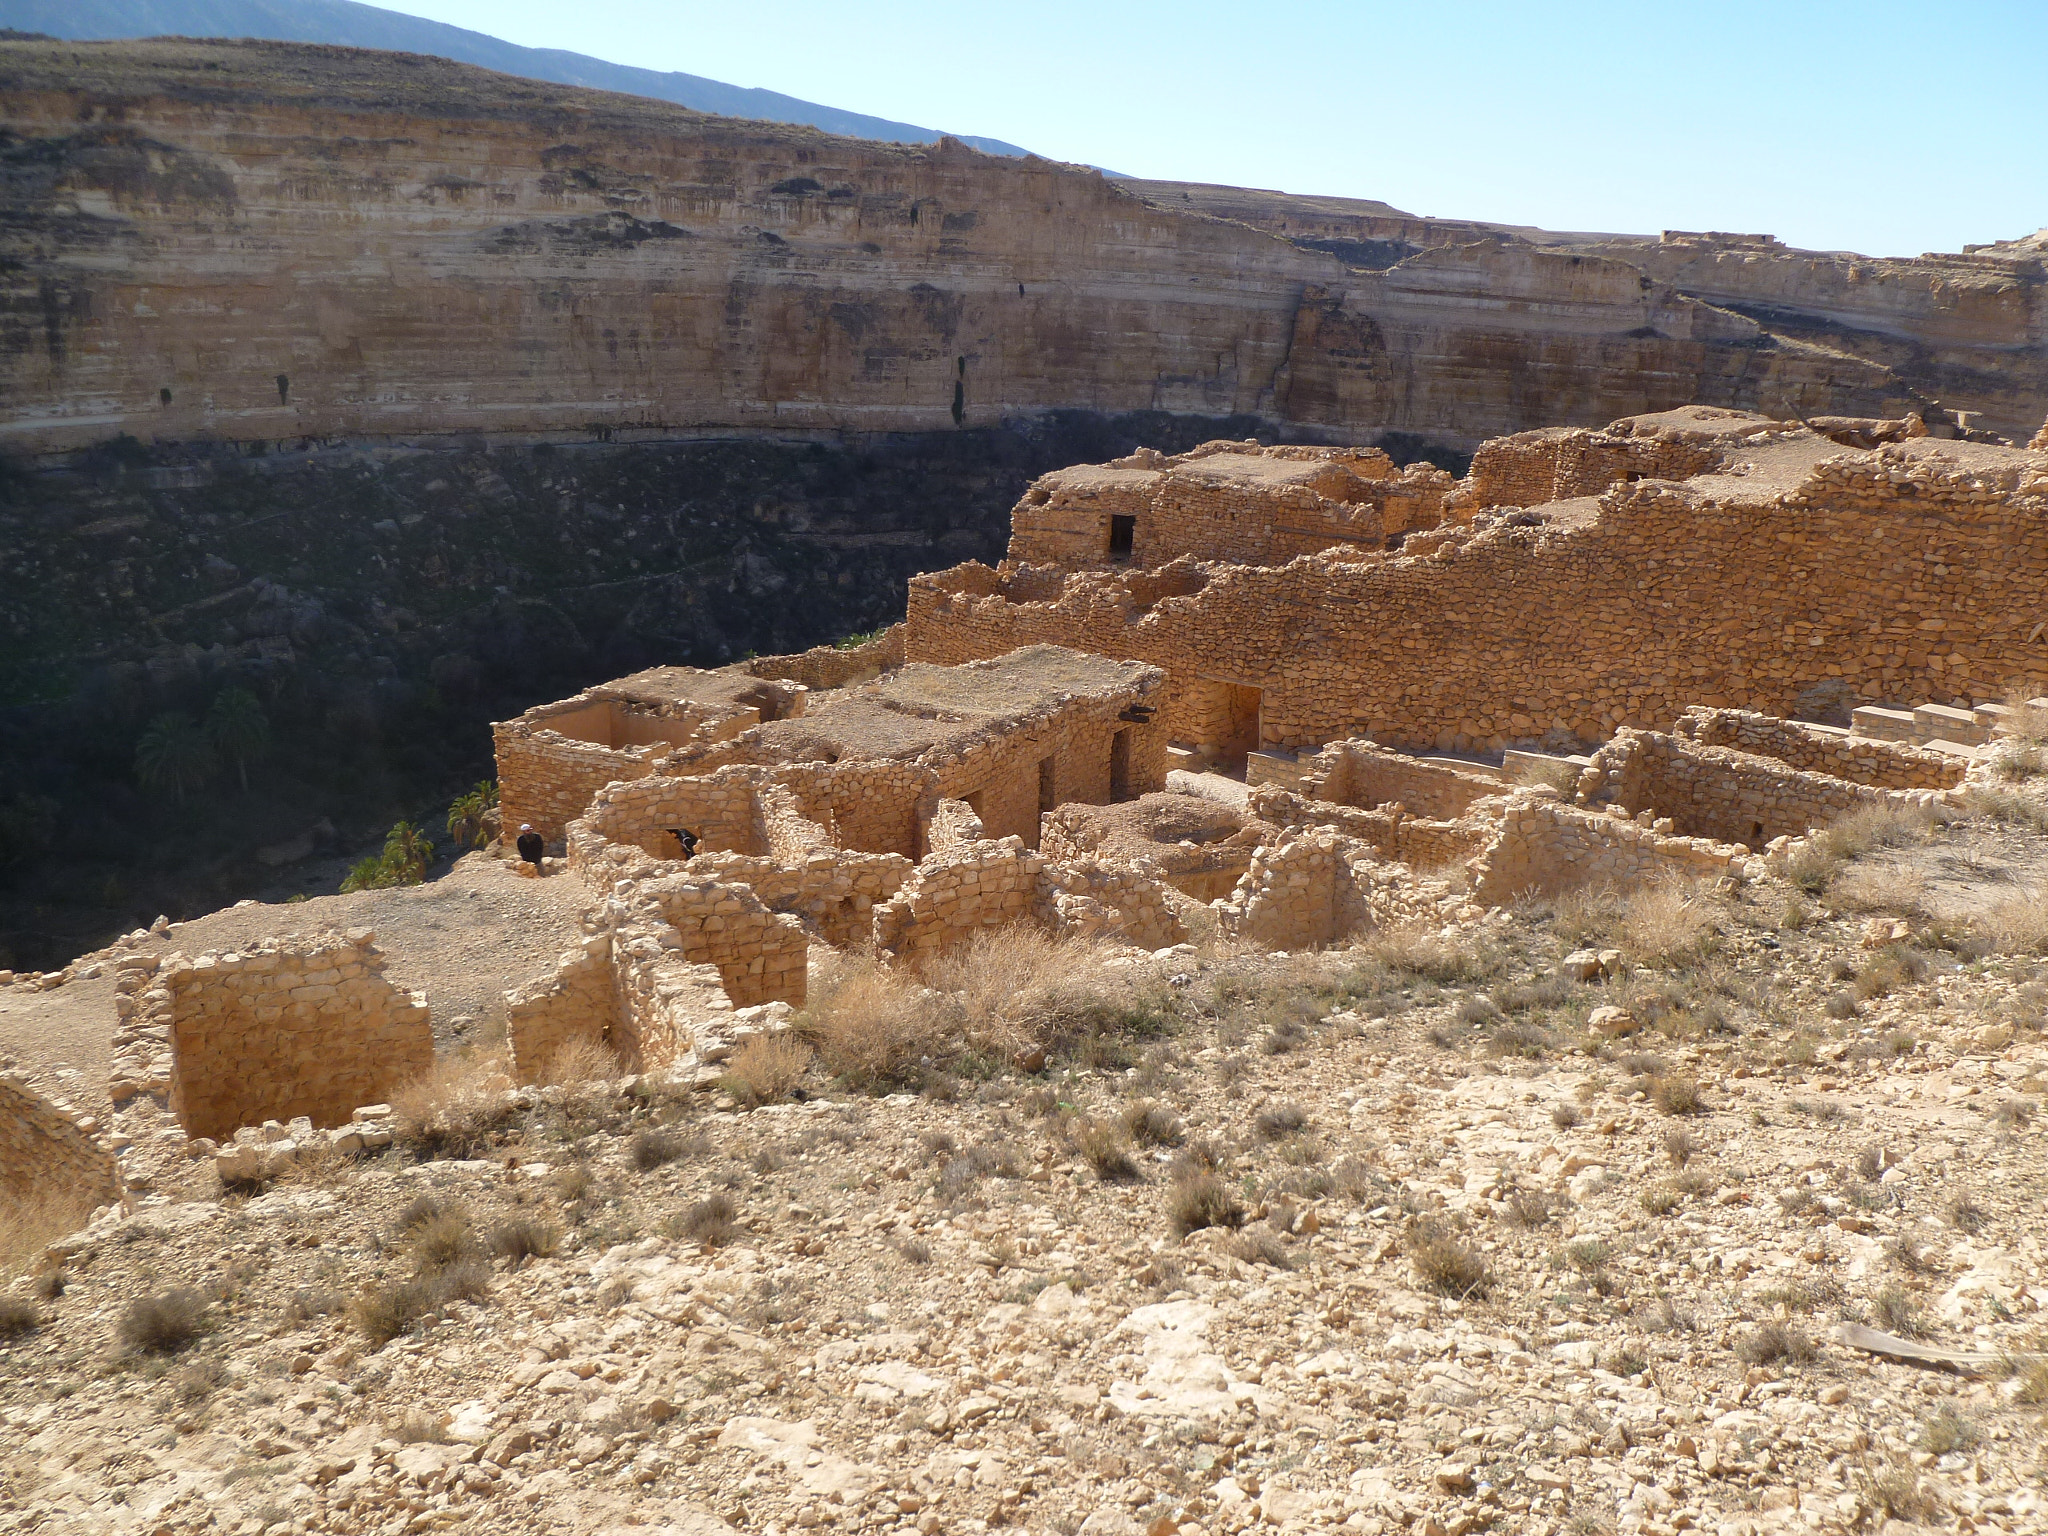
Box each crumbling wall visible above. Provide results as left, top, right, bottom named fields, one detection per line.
left=926, top=798, right=987, bottom=855
left=495, top=724, right=656, bottom=847
left=1461, top=426, right=1719, bottom=510
left=628, top=875, right=808, bottom=1008
left=746, top=624, right=906, bottom=691
left=908, top=444, right=2048, bottom=755
left=1301, top=740, right=1504, bottom=819
left=683, top=849, right=911, bottom=948
left=1248, top=785, right=1490, bottom=870
left=504, top=935, right=614, bottom=1084
left=163, top=930, right=433, bottom=1142
left=1041, top=857, right=1188, bottom=950
left=570, top=766, right=769, bottom=873
left=1469, top=791, right=1750, bottom=903
left=1581, top=730, right=1926, bottom=848
left=1040, top=796, right=1260, bottom=901
left=872, top=838, right=1050, bottom=966
left=1674, top=707, right=1964, bottom=791
left=0, top=1070, right=119, bottom=1224
left=609, top=930, right=735, bottom=1074
left=1215, top=827, right=1464, bottom=949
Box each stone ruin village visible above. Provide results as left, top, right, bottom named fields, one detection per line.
left=6, top=402, right=2048, bottom=1536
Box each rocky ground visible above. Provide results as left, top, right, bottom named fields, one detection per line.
left=3, top=809, right=2046, bottom=1536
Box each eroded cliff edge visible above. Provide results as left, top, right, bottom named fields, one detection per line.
left=0, top=37, right=1930, bottom=453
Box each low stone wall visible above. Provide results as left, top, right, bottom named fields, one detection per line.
left=1461, top=426, right=1720, bottom=511
left=1042, top=857, right=1187, bottom=951
left=0, top=1070, right=119, bottom=1226
left=495, top=725, right=657, bottom=847
left=1040, top=797, right=1258, bottom=902
left=109, top=954, right=170, bottom=1107
left=746, top=624, right=906, bottom=692
left=684, top=848, right=911, bottom=949
left=1469, top=790, right=1750, bottom=903
left=873, top=838, right=1050, bottom=967
left=628, top=875, right=808, bottom=1008
left=163, top=930, right=433, bottom=1142
left=1300, top=739, right=1504, bottom=819
left=1674, top=706, right=1964, bottom=791
left=571, top=766, right=770, bottom=870
left=926, top=798, right=987, bottom=855
left=1248, top=785, right=1490, bottom=871
left=610, top=929, right=735, bottom=1075
left=1580, top=729, right=1923, bottom=848
left=1216, top=827, right=1468, bottom=949
left=504, top=934, right=614, bottom=1084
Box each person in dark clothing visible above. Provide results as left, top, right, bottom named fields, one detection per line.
left=516, top=822, right=545, bottom=874
left=669, top=827, right=700, bottom=861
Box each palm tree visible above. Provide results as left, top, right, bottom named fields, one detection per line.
left=134, top=713, right=217, bottom=804
left=205, top=687, right=270, bottom=791
left=446, top=780, right=499, bottom=850
left=381, top=821, right=433, bottom=884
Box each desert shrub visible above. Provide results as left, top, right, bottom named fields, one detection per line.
left=720, top=1033, right=812, bottom=1106
left=1855, top=945, right=1929, bottom=1001
left=1649, top=1074, right=1703, bottom=1116
left=1830, top=863, right=1930, bottom=917
left=1871, top=1285, right=1928, bottom=1338
left=1662, top=1126, right=1695, bottom=1167
left=350, top=1261, right=490, bottom=1348
left=1779, top=840, right=1843, bottom=894
left=283, top=1285, right=344, bottom=1323
left=171, top=1358, right=229, bottom=1403
left=1639, top=1185, right=1681, bottom=1217
left=1169, top=1138, right=1225, bottom=1180
left=1503, top=1189, right=1554, bottom=1228
left=1816, top=802, right=1937, bottom=860
left=1918, top=1405, right=1979, bottom=1455
left=632, top=1129, right=686, bottom=1172
left=1226, top=1224, right=1294, bottom=1270
left=674, top=1194, right=738, bottom=1248
left=1858, top=1465, right=1945, bottom=1525
left=552, top=1163, right=595, bottom=1204
left=1622, top=882, right=1720, bottom=969
left=392, top=1195, right=445, bottom=1233
left=119, top=1289, right=209, bottom=1355
left=1959, top=784, right=2048, bottom=831
left=1823, top=990, right=1861, bottom=1020
left=801, top=954, right=948, bottom=1089
left=1167, top=1172, right=1243, bottom=1237
left=893, top=1236, right=933, bottom=1265
left=391, top=1052, right=520, bottom=1159
left=1408, top=1219, right=1489, bottom=1298
left=1360, top=924, right=1503, bottom=984
left=1980, top=891, right=2048, bottom=956
left=407, top=1211, right=479, bottom=1272
left=1671, top=1166, right=1718, bottom=1197
left=1551, top=1102, right=1582, bottom=1131
left=1076, top=1119, right=1140, bottom=1183
left=1122, top=1100, right=1185, bottom=1147
left=0, top=1295, right=41, bottom=1339
left=1331, top=1157, right=1382, bottom=1203
left=1735, top=1321, right=1815, bottom=1365
left=1945, top=1191, right=1987, bottom=1233
left=1253, top=1103, right=1308, bottom=1141
left=534, top=1034, right=622, bottom=1088
left=490, top=1217, right=561, bottom=1268
left=2009, top=1358, right=2048, bottom=1406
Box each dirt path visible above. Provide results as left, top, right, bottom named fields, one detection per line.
left=0, top=854, right=590, bottom=1098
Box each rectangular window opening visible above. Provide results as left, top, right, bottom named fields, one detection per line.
left=1038, top=755, right=1056, bottom=814
left=1107, top=514, right=1135, bottom=561
left=1109, top=729, right=1131, bottom=802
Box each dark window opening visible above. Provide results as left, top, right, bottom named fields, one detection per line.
left=1750, top=821, right=1765, bottom=843
left=275, top=373, right=289, bottom=405
left=1108, top=514, right=1136, bottom=561
left=1038, top=755, right=1056, bottom=814
left=1109, top=730, right=1131, bottom=802
left=159, top=386, right=172, bottom=406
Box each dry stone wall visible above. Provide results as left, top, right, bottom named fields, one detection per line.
left=1247, top=785, right=1490, bottom=871
left=163, top=930, right=433, bottom=1142
left=0, top=1070, right=119, bottom=1222
left=908, top=442, right=2048, bottom=755
left=1215, top=828, right=1471, bottom=950
left=872, top=839, right=1050, bottom=967
left=1460, top=426, right=1719, bottom=511
left=1299, top=740, right=1505, bottom=819
left=504, top=935, right=614, bottom=1085
left=627, top=876, right=808, bottom=1009
left=745, top=626, right=906, bottom=691
left=1579, top=730, right=1936, bottom=849
left=1469, top=791, right=1751, bottom=904
left=1673, top=707, right=1963, bottom=790
left=1041, top=857, right=1188, bottom=951
left=495, top=726, right=658, bottom=848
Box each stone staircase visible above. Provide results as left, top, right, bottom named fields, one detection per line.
left=1847, top=697, right=2045, bottom=758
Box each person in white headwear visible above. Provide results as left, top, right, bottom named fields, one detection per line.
left=515, top=822, right=545, bottom=875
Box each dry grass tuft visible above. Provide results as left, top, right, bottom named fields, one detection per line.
left=534, top=1033, right=623, bottom=1087
left=1871, top=1286, right=1929, bottom=1339
left=391, top=1049, right=520, bottom=1159
left=0, top=1294, right=42, bottom=1339
left=349, top=1261, right=490, bottom=1348
left=1551, top=1102, right=1582, bottom=1131
left=1122, top=1099, right=1184, bottom=1148
left=1858, top=1464, right=1945, bottom=1526
left=119, top=1289, right=209, bottom=1355
left=1167, top=1172, right=1244, bottom=1238
left=1621, top=882, right=1720, bottom=970
left=800, top=953, right=948, bottom=1089
left=1, top=1187, right=110, bottom=1279
left=1253, top=1103, right=1309, bottom=1141
left=673, top=1193, right=738, bottom=1248
left=1226, top=1224, right=1294, bottom=1270
left=1408, top=1218, right=1490, bottom=1298
left=1734, top=1320, right=1816, bottom=1366
left=1980, top=889, right=2048, bottom=956
left=1830, top=863, right=1930, bottom=917
left=1917, top=1405, right=1980, bottom=1455
left=1076, top=1118, right=1141, bottom=1183
left=489, top=1217, right=561, bottom=1268
left=1648, top=1074, right=1703, bottom=1116
left=720, top=1033, right=812, bottom=1106
left=1359, top=924, right=1502, bottom=984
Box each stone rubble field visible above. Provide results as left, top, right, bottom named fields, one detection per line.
left=4, top=810, right=2047, bottom=1536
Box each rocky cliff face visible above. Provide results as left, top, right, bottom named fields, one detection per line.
left=0, top=37, right=1928, bottom=454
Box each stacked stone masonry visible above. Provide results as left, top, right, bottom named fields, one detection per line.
left=0, top=1070, right=120, bottom=1221
left=163, top=930, right=433, bottom=1142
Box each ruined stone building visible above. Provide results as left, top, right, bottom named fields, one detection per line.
left=99, top=402, right=2048, bottom=1169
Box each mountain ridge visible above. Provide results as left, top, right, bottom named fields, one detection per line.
left=0, top=0, right=1036, bottom=157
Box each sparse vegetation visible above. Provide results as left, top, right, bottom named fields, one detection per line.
left=1167, top=1172, right=1243, bottom=1238
left=118, top=1289, right=209, bottom=1355
left=719, top=1032, right=812, bottom=1106
left=1407, top=1218, right=1490, bottom=1298
left=1734, top=1320, right=1815, bottom=1366
left=0, top=1294, right=42, bottom=1339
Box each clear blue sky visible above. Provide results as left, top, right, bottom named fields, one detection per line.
left=375, top=0, right=2043, bottom=257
